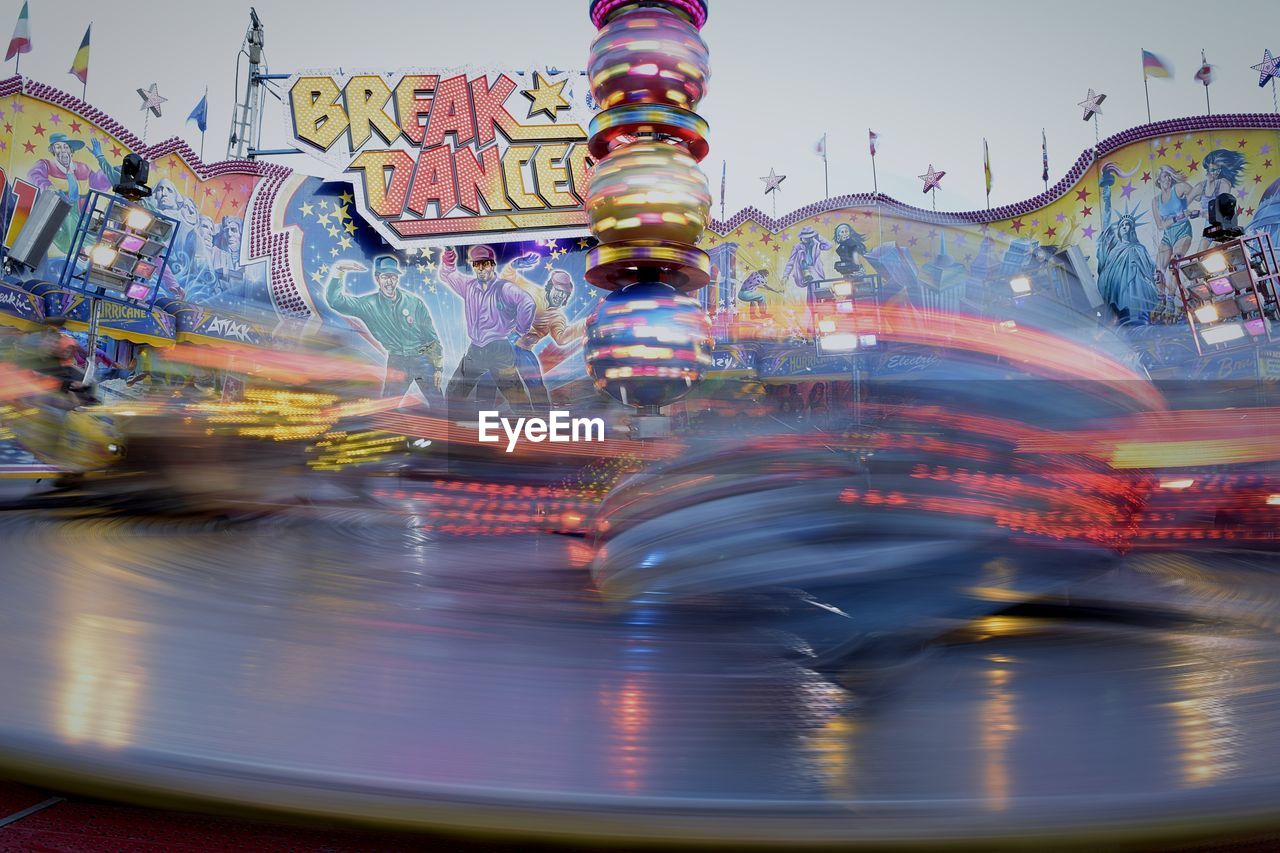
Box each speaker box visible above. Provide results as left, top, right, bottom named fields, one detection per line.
left=9, top=189, right=72, bottom=271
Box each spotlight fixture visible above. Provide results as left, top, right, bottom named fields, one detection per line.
left=1193, top=304, right=1219, bottom=324
left=113, top=153, right=152, bottom=201
left=1203, top=192, right=1243, bottom=243
left=124, top=206, right=154, bottom=230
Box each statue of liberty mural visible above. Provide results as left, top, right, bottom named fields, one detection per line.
left=1096, top=161, right=1158, bottom=325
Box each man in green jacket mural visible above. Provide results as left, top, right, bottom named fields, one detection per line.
left=324, top=255, right=444, bottom=410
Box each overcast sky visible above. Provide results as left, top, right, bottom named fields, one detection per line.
left=7, top=0, right=1279, bottom=215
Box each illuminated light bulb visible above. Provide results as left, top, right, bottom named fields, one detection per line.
left=1193, top=304, right=1219, bottom=324
left=89, top=243, right=118, bottom=266
left=1159, top=478, right=1195, bottom=490
left=819, top=332, right=860, bottom=352
left=1201, top=251, right=1229, bottom=275
left=124, top=206, right=154, bottom=230
left=1266, top=494, right=1280, bottom=506
left=832, top=281, right=853, bottom=298
left=1009, top=275, right=1032, bottom=295
left=1200, top=323, right=1245, bottom=345
left=817, top=318, right=837, bottom=333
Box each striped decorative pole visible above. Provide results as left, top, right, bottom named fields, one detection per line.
left=582, top=0, right=714, bottom=433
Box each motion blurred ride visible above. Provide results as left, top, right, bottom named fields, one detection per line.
left=591, top=319, right=1162, bottom=670
left=0, top=330, right=385, bottom=510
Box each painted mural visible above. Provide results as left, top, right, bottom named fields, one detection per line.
left=1, top=73, right=1279, bottom=398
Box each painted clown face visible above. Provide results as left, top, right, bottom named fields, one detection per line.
left=50, top=141, right=73, bottom=170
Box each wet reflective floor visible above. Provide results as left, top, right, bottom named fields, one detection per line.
left=2, top=501, right=1280, bottom=846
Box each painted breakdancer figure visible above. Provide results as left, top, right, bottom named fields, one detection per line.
left=439, top=245, right=536, bottom=413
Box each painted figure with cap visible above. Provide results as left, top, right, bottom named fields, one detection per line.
left=439, top=244, right=536, bottom=412
left=27, top=133, right=115, bottom=254
left=513, top=269, right=587, bottom=409
left=782, top=226, right=832, bottom=307
left=324, top=254, right=444, bottom=408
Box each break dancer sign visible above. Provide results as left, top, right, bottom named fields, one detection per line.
left=285, top=67, right=595, bottom=250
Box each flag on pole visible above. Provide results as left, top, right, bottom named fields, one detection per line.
left=187, top=90, right=208, bottom=132
left=1194, top=51, right=1214, bottom=86
left=6, top=2, right=31, bottom=62
left=815, top=134, right=826, bottom=159
left=1041, top=128, right=1049, bottom=184
left=982, top=138, right=992, bottom=198
left=868, top=129, right=878, bottom=157
left=68, top=24, right=90, bottom=86
left=1141, top=49, right=1173, bottom=78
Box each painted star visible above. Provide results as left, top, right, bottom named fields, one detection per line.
left=329, top=247, right=339, bottom=257
left=1187, top=158, right=1199, bottom=172
left=338, top=235, right=353, bottom=250
left=1156, top=145, right=1168, bottom=157
left=21, top=140, right=34, bottom=154
left=1078, top=89, right=1105, bottom=121
left=1252, top=48, right=1280, bottom=88
left=1174, top=140, right=1183, bottom=150
left=577, top=238, right=593, bottom=250
left=521, top=72, right=572, bottom=121
left=344, top=220, right=358, bottom=235
left=136, top=83, right=167, bottom=117
left=918, top=164, right=945, bottom=193
left=31, top=122, right=44, bottom=136
left=760, top=168, right=786, bottom=194
left=1045, top=226, right=1057, bottom=238
left=299, top=201, right=314, bottom=217
left=1141, top=171, right=1152, bottom=183
left=1081, top=206, right=1093, bottom=217
left=1011, top=218, right=1025, bottom=232
left=309, top=270, right=323, bottom=284
left=338, top=190, right=354, bottom=205
left=1082, top=225, right=1097, bottom=239
left=327, top=226, right=342, bottom=238
left=110, top=144, right=122, bottom=157
left=1121, top=182, right=1136, bottom=199
left=316, top=212, right=332, bottom=227
left=1076, top=187, right=1091, bottom=201
left=1056, top=211, right=1067, bottom=223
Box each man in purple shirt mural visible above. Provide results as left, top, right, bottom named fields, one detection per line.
left=438, top=244, right=536, bottom=412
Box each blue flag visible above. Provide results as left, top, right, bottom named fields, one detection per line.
left=187, top=91, right=207, bottom=132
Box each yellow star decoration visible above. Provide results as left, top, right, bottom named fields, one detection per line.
left=338, top=235, right=354, bottom=249
left=330, top=247, right=339, bottom=257
left=318, top=263, right=331, bottom=276
left=338, top=190, right=354, bottom=205
left=544, top=261, right=554, bottom=272
left=317, top=212, right=332, bottom=227
left=344, top=220, right=358, bottom=235
left=428, top=284, right=438, bottom=294
left=336, top=205, right=351, bottom=221
left=309, top=270, right=323, bottom=284
left=299, top=201, right=314, bottom=217
left=577, top=238, right=592, bottom=249
left=328, top=226, right=342, bottom=238
left=522, top=73, right=571, bottom=121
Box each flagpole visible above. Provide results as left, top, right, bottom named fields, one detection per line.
left=822, top=132, right=829, bottom=199
left=1141, top=49, right=1152, bottom=123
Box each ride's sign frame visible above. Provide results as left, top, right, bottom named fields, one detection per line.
left=284, top=67, right=594, bottom=249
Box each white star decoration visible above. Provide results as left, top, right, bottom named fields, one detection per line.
left=918, top=164, right=945, bottom=194
left=1078, top=89, right=1106, bottom=121
left=137, top=83, right=167, bottom=117
left=1253, top=49, right=1280, bottom=88
left=760, top=168, right=786, bottom=195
